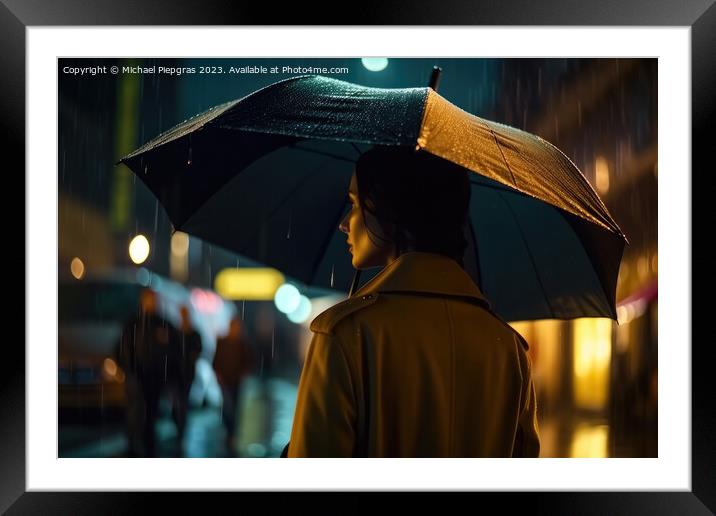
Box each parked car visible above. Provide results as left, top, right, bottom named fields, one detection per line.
left=58, top=268, right=235, bottom=421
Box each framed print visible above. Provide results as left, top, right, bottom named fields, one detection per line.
left=4, top=0, right=713, bottom=513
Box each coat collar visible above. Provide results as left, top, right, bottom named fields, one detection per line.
left=352, top=252, right=491, bottom=309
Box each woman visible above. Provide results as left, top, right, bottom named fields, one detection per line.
left=287, top=146, right=540, bottom=457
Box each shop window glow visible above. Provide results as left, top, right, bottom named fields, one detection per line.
left=573, top=318, right=612, bottom=410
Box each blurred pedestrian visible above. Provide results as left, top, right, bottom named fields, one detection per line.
left=213, top=315, right=253, bottom=455
left=169, top=305, right=202, bottom=445
left=116, top=288, right=172, bottom=457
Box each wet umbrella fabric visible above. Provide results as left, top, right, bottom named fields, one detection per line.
left=118, top=75, right=626, bottom=321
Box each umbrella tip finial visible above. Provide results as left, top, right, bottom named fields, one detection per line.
left=429, top=66, right=442, bottom=92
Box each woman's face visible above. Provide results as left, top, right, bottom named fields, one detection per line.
left=339, top=172, right=395, bottom=269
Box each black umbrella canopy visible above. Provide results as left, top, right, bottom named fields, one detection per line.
left=119, top=74, right=626, bottom=322
left=120, top=76, right=425, bottom=225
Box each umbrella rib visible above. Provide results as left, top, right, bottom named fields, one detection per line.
left=494, top=190, right=555, bottom=319
left=469, top=178, right=525, bottom=196
left=289, top=143, right=360, bottom=164
left=561, top=212, right=620, bottom=320
left=489, top=128, right=519, bottom=188
left=350, top=142, right=363, bottom=159
left=469, top=178, right=548, bottom=208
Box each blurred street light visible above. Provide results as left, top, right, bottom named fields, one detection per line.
left=287, top=295, right=312, bottom=324
left=361, top=58, right=389, bottom=72
left=129, top=234, right=150, bottom=264
left=215, top=268, right=285, bottom=300
left=70, top=257, right=85, bottom=280
left=170, top=231, right=190, bottom=282
left=274, top=283, right=301, bottom=314
left=595, top=156, right=610, bottom=194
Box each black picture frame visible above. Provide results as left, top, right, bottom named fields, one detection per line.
left=4, top=1, right=712, bottom=512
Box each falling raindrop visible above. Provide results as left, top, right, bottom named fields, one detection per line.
left=241, top=300, right=245, bottom=320
left=144, top=163, right=148, bottom=175
left=271, top=329, right=275, bottom=359
left=537, top=67, right=542, bottom=96
left=286, top=211, right=292, bottom=239
left=164, top=355, right=168, bottom=382
left=153, top=200, right=159, bottom=238
left=330, top=265, right=335, bottom=288
left=554, top=116, right=560, bottom=141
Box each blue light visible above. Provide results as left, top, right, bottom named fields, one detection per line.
left=361, top=58, right=389, bottom=72
left=274, top=283, right=301, bottom=314
left=287, top=295, right=313, bottom=324
left=137, top=267, right=151, bottom=286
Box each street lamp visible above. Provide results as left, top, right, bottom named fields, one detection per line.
left=129, top=234, right=150, bottom=264
left=274, top=283, right=301, bottom=314
left=361, top=58, right=389, bottom=72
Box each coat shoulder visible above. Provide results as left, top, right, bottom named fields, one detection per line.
left=512, top=329, right=530, bottom=352
left=309, top=293, right=380, bottom=334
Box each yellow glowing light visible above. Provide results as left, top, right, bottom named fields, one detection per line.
left=570, top=424, right=609, bottom=458
left=595, top=157, right=610, bottom=194
left=170, top=232, right=190, bottom=282
left=215, top=268, right=285, bottom=300
left=508, top=321, right=531, bottom=341
left=129, top=234, right=150, bottom=264
left=637, top=255, right=649, bottom=279
left=70, top=257, right=85, bottom=280
left=103, top=358, right=118, bottom=377
left=171, top=231, right=190, bottom=256
left=573, top=318, right=612, bottom=410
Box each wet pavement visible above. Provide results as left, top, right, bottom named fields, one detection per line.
left=60, top=374, right=652, bottom=458
left=59, top=376, right=297, bottom=458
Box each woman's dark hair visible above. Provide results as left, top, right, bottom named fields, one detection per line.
left=354, top=145, right=471, bottom=267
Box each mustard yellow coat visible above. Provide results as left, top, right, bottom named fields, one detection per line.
left=288, top=252, right=540, bottom=457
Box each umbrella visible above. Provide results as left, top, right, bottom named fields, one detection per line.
left=118, top=72, right=627, bottom=322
